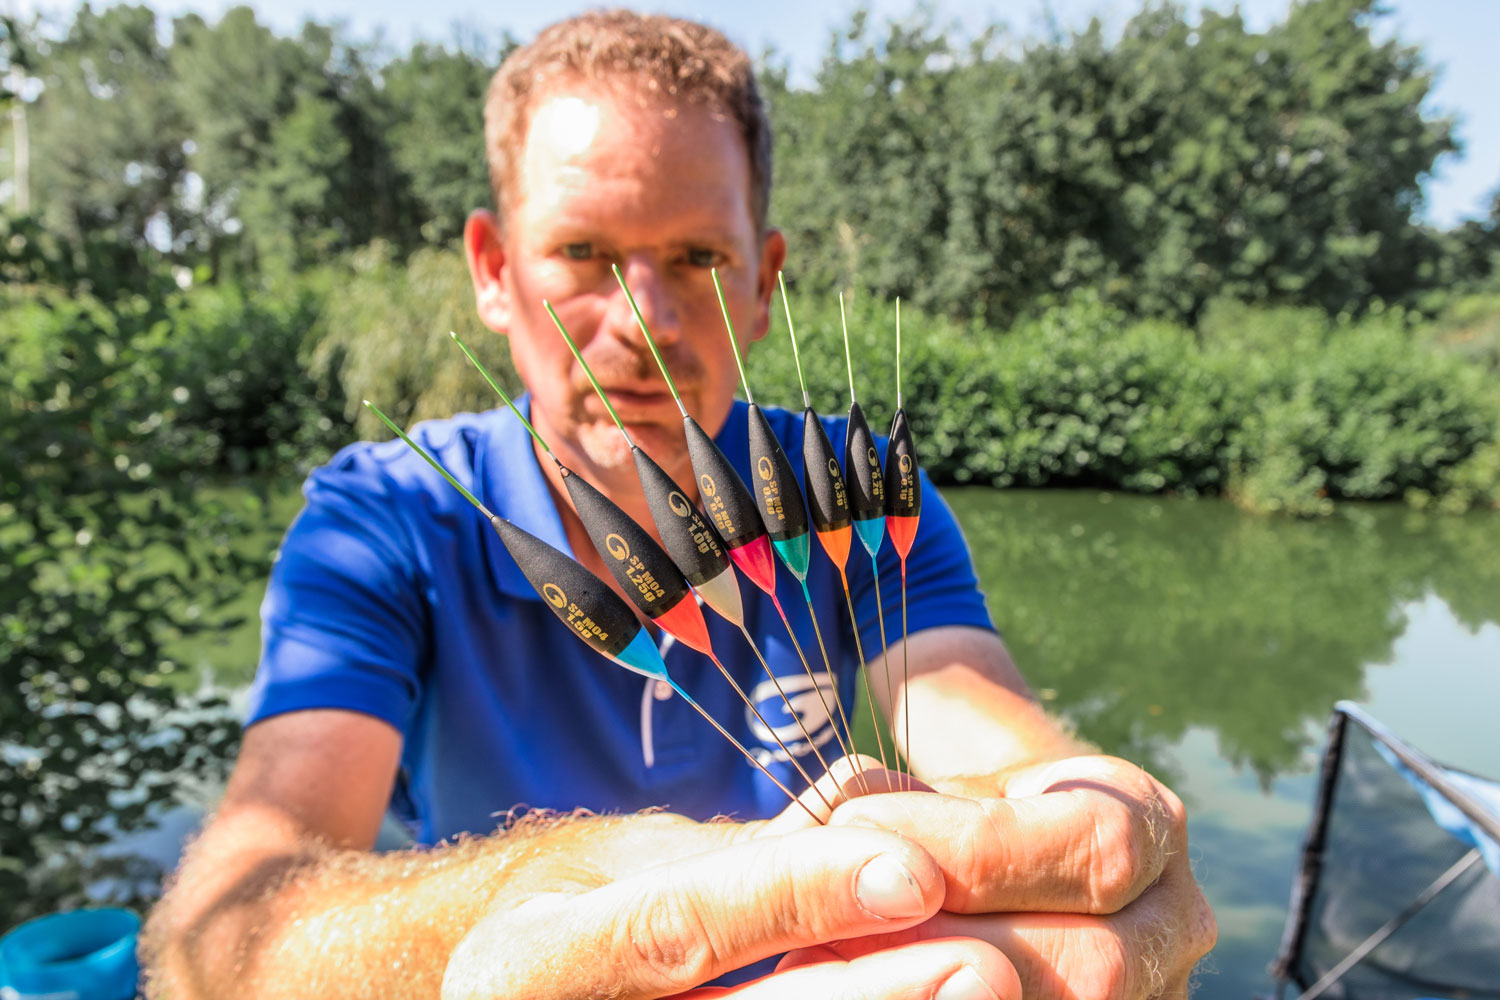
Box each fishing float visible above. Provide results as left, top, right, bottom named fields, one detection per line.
left=839, top=294, right=906, bottom=783
left=448, top=331, right=833, bottom=803
left=361, top=399, right=821, bottom=824
left=539, top=305, right=840, bottom=782
left=778, top=279, right=891, bottom=776
left=883, top=299, right=922, bottom=791
left=709, top=268, right=865, bottom=786
left=774, top=273, right=869, bottom=779
left=605, top=267, right=853, bottom=779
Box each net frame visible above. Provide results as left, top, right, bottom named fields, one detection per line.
left=1270, top=701, right=1500, bottom=999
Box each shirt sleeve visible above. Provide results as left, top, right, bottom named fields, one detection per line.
left=846, top=466, right=996, bottom=658
left=244, top=443, right=429, bottom=732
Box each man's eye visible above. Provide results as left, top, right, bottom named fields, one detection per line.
left=685, top=248, right=719, bottom=268
left=562, top=242, right=594, bottom=261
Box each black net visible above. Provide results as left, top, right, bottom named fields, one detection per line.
left=1273, top=705, right=1500, bottom=999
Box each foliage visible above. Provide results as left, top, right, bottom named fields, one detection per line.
left=378, top=37, right=505, bottom=246
left=0, top=276, right=270, bottom=928
left=24, top=4, right=190, bottom=283
left=749, top=285, right=1500, bottom=514
left=157, top=275, right=350, bottom=474
left=309, top=241, right=517, bottom=438
left=13, top=0, right=1491, bottom=322
left=769, top=0, right=1460, bottom=327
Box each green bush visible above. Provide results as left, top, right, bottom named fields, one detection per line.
left=1, top=285, right=266, bottom=928
left=160, top=275, right=349, bottom=474
left=751, top=286, right=1500, bottom=514
left=167, top=239, right=1497, bottom=518
left=309, top=242, right=518, bottom=438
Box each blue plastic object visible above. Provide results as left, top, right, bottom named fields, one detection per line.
left=0, top=909, right=140, bottom=1000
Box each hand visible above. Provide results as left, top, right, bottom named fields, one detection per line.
left=441, top=759, right=1021, bottom=1000
left=812, top=755, right=1217, bottom=999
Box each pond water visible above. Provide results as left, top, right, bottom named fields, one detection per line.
left=944, top=488, right=1500, bottom=998
left=117, top=486, right=1500, bottom=996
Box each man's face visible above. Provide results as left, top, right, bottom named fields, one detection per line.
left=467, top=81, right=786, bottom=478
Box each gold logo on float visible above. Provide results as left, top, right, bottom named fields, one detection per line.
left=668, top=491, right=693, bottom=518
left=899, top=453, right=913, bottom=474
left=867, top=446, right=879, bottom=468
left=542, top=583, right=567, bottom=608
left=604, top=533, right=629, bottom=561
left=827, top=458, right=840, bottom=478
left=757, top=456, right=774, bottom=481
left=699, top=474, right=717, bottom=498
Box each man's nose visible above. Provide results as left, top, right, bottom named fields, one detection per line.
left=605, top=256, right=683, bottom=349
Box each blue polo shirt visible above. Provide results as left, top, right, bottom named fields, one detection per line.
left=247, top=398, right=994, bottom=842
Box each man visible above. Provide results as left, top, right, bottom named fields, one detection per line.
left=143, top=11, right=1215, bottom=999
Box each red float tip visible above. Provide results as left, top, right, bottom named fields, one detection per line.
left=887, top=515, right=919, bottom=561
left=651, top=594, right=715, bottom=657
left=728, top=534, right=778, bottom=597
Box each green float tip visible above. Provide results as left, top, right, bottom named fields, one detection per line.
left=543, top=300, right=634, bottom=447
left=363, top=400, right=494, bottom=520
left=611, top=264, right=686, bottom=416
left=712, top=268, right=754, bottom=404
left=777, top=271, right=811, bottom=408
left=839, top=292, right=857, bottom=404
left=450, top=331, right=552, bottom=457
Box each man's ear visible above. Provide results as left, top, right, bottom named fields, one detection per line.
left=750, top=228, right=789, bottom=344
left=465, top=209, right=511, bottom=334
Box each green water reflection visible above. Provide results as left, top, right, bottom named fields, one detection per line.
left=952, top=489, right=1500, bottom=785
left=946, top=489, right=1500, bottom=998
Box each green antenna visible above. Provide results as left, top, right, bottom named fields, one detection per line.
left=542, top=301, right=634, bottom=448
left=839, top=291, right=857, bottom=404
left=777, top=271, right=811, bottom=408
left=711, top=268, right=754, bottom=404
left=449, top=331, right=553, bottom=458
left=611, top=263, right=685, bottom=414
left=364, top=401, right=492, bottom=518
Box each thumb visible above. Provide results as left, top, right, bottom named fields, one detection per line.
left=442, top=826, right=944, bottom=999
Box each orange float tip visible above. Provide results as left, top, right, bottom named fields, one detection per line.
left=887, top=515, right=919, bottom=561
left=815, top=524, right=852, bottom=569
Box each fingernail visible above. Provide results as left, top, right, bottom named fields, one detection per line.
left=935, top=967, right=1002, bottom=1000
left=855, top=854, right=924, bottom=918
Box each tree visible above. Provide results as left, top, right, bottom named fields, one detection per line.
left=770, top=0, right=1458, bottom=327
left=378, top=36, right=503, bottom=246
left=26, top=4, right=189, bottom=284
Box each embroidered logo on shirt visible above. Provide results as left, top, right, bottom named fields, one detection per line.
left=745, top=671, right=839, bottom=766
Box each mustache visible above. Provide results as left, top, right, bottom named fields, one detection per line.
left=571, top=344, right=703, bottom=399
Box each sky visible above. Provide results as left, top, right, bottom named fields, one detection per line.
left=13, top=0, right=1499, bottom=227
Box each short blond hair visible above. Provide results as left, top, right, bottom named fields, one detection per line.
left=483, top=10, right=772, bottom=233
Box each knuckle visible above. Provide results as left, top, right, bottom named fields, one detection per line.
left=1190, top=888, right=1219, bottom=958
left=948, top=799, right=1006, bottom=907
left=1088, top=803, right=1146, bottom=913
left=617, top=893, right=719, bottom=992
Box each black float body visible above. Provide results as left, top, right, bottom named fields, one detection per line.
left=884, top=407, right=922, bottom=519
left=746, top=402, right=810, bottom=543
left=631, top=445, right=730, bottom=588
left=843, top=401, right=885, bottom=522
left=561, top=469, right=692, bottom=619
left=683, top=415, right=764, bottom=551
left=487, top=515, right=639, bottom=659
left=800, top=406, right=852, bottom=534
